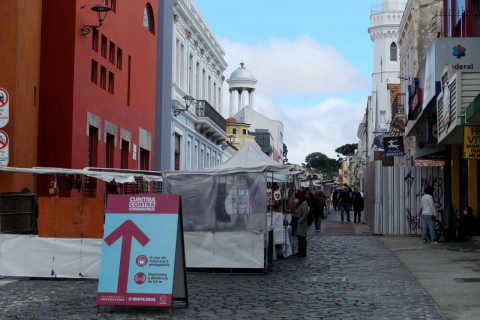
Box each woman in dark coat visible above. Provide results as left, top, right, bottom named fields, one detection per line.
left=332, top=191, right=339, bottom=211
left=292, top=192, right=309, bottom=257
left=312, top=189, right=326, bottom=232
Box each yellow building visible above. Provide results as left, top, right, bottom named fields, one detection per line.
left=226, top=118, right=260, bottom=149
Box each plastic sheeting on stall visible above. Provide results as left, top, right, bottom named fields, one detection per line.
left=364, top=161, right=444, bottom=235
left=163, top=172, right=268, bottom=269
left=0, top=234, right=102, bottom=278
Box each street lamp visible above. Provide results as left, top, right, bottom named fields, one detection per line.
left=174, top=95, right=196, bottom=117
left=81, top=4, right=112, bottom=38
left=222, top=135, right=236, bottom=150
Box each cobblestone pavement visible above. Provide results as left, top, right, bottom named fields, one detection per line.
left=0, top=210, right=446, bottom=319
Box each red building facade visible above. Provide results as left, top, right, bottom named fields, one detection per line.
left=443, top=0, right=480, bottom=37
left=38, top=0, right=158, bottom=197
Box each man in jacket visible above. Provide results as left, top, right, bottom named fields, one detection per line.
left=352, top=188, right=364, bottom=223
left=339, top=187, right=351, bottom=222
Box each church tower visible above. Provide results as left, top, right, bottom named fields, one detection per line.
left=368, top=0, right=404, bottom=87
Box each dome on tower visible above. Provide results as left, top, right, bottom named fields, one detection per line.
left=229, top=63, right=255, bottom=80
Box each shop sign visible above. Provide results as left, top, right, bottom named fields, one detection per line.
left=411, top=88, right=422, bottom=114
left=463, top=126, right=480, bottom=159
left=97, top=195, right=187, bottom=308
left=0, top=130, right=9, bottom=167
left=0, top=88, right=9, bottom=128
left=415, top=136, right=445, bottom=160
left=373, top=134, right=390, bottom=149
left=383, top=136, right=405, bottom=157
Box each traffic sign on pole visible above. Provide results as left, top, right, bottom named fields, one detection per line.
left=0, top=130, right=9, bottom=167
left=0, top=88, right=9, bottom=128
left=97, top=195, right=188, bottom=309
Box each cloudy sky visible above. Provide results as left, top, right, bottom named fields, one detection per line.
left=195, top=0, right=380, bottom=164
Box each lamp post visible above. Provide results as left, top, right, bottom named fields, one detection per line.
left=222, top=135, right=236, bottom=151
left=81, top=4, right=112, bottom=38
left=174, top=95, right=196, bottom=117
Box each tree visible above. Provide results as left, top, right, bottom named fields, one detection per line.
left=304, top=152, right=341, bottom=180
left=282, top=143, right=288, bottom=165
left=335, top=143, right=358, bottom=157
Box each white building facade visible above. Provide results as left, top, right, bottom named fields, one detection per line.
left=169, top=0, right=229, bottom=171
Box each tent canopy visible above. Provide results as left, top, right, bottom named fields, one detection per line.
left=163, top=141, right=301, bottom=181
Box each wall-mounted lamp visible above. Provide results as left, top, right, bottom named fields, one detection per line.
left=222, top=135, right=236, bottom=150
left=81, top=4, right=112, bottom=38
left=174, top=95, right=195, bottom=117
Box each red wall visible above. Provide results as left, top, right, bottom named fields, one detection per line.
left=38, top=0, right=158, bottom=197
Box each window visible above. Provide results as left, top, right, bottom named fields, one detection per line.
left=117, top=48, right=122, bottom=69
left=92, top=29, right=99, bottom=52
left=121, top=140, right=129, bottom=169
left=106, top=134, right=114, bottom=168
left=180, top=43, right=185, bottom=88
left=189, top=54, right=194, bottom=94
left=88, top=126, right=98, bottom=167
left=194, top=143, right=198, bottom=170
left=91, top=60, right=98, bottom=84
left=187, top=139, right=191, bottom=170
left=202, top=69, right=206, bottom=99
left=213, top=82, right=217, bottom=109
left=143, top=3, right=155, bottom=34
left=232, top=128, right=237, bottom=134
left=127, top=56, right=131, bottom=105
left=174, top=134, right=181, bottom=171
left=109, top=41, right=115, bottom=64
left=100, top=66, right=106, bottom=89
left=242, top=129, right=247, bottom=135
left=109, top=0, right=115, bottom=13
left=390, top=42, right=397, bottom=61
left=196, top=62, right=200, bottom=98
left=139, top=148, right=150, bottom=171
left=207, top=151, right=210, bottom=167
left=208, top=76, right=211, bottom=102
left=101, top=35, right=107, bottom=58
left=108, top=72, right=114, bottom=94
left=201, top=148, right=204, bottom=169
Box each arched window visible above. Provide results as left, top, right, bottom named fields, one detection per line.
left=392, top=15, right=396, bottom=23
left=390, top=42, right=397, bottom=61
left=143, top=3, right=155, bottom=34
left=388, top=15, right=391, bottom=23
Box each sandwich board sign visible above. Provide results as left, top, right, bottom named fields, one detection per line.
left=97, top=194, right=188, bottom=310
left=0, top=88, right=9, bottom=128
left=0, top=130, right=9, bottom=167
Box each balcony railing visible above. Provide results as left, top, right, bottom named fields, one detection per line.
left=391, top=93, right=406, bottom=120
left=195, top=100, right=226, bottom=132
left=371, top=1, right=406, bottom=14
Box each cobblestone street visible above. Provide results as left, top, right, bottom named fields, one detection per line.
left=0, top=210, right=446, bottom=319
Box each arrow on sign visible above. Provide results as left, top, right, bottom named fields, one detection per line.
left=104, top=220, right=150, bottom=294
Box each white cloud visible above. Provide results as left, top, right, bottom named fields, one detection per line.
left=218, top=35, right=370, bottom=164
left=219, top=34, right=370, bottom=97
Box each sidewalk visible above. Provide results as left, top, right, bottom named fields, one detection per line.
left=380, top=235, right=480, bottom=320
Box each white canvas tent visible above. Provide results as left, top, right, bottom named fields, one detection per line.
left=162, top=141, right=302, bottom=271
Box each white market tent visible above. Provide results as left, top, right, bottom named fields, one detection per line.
left=162, top=141, right=302, bottom=271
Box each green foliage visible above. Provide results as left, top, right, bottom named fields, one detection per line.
left=304, top=152, right=341, bottom=180
left=335, top=143, right=358, bottom=157
left=283, top=143, right=288, bottom=164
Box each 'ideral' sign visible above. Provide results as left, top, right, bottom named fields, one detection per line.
left=97, top=195, right=188, bottom=308
left=464, top=126, right=480, bottom=159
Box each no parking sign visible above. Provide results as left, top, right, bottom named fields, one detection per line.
left=0, top=130, right=8, bottom=167
left=0, top=88, right=9, bottom=128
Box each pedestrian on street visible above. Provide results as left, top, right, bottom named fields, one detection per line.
left=353, top=188, right=364, bottom=223
left=339, top=187, right=351, bottom=222
left=457, top=207, right=480, bottom=241
left=421, top=186, right=438, bottom=244
left=312, top=189, right=326, bottom=232
left=292, top=191, right=309, bottom=257
left=332, top=190, right=339, bottom=211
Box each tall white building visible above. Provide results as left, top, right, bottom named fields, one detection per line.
left=367, top=0, right=405, bottom=152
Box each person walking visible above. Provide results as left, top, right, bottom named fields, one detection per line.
left=292, top=192, right=309, bottom=257
left=332, top=190, right=339, bottom=211
left=312, top=189, right=326, bottom=232
left=352, top=188, right=364, bottom=223
left=339, top=187, right=351, bottom=222
left=421, top=186, right=437, bottom=244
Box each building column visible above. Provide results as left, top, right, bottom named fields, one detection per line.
left=229, top=88, right=235, bottom=117
left=240, top=87, right=246, bottom=112
left=237, top=88, right=242, bottom=114
left=248, top=89, right=255, bottom=110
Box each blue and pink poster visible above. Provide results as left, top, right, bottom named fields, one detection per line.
left=97, top=195, right=187, bottom=307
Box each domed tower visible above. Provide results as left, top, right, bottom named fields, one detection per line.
left=226, top=63, right=258, bottom=117
left=368, top=0, right=405, bottom=86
